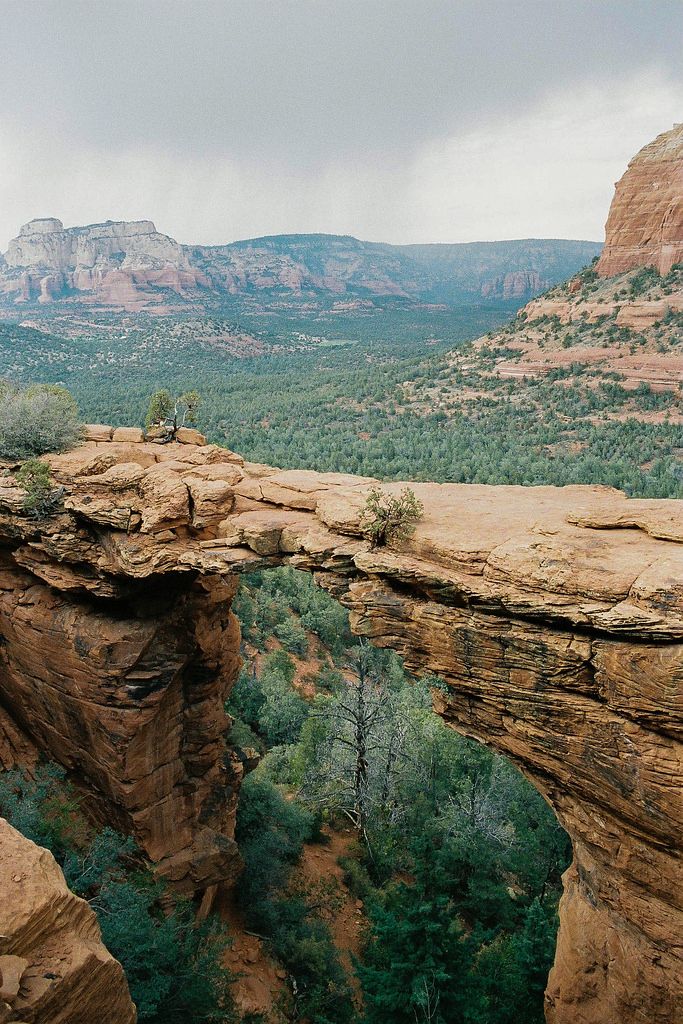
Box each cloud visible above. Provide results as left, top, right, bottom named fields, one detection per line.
left=0, top=2, right=681, bottom=246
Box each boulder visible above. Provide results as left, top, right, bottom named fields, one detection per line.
left=0, top=818, right=135, bottom=1023
left=175, top=427, right=207, bottom=445
left=82, top=424, right=113, bottom=442
left=112, top=426, right=145, bottom=443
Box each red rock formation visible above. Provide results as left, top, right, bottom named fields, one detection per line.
left=597, top=122, right=683, bottom=277
left=0, top=433, right=681, bottom=1023
left=0, top=817, right=135, bottom=1023
left=0, top=219, right=598, bottom=310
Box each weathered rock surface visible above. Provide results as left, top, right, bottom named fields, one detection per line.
left=0, top=817, right=136, bottom=1023
left=0, top=431, right=681, bottom=1023
left=597, top=122, right=683, bottom=277
left=0, top=218, right=210, bottom=312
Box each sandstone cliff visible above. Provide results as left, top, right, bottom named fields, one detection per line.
left=0, top=220, right=599, bottom=311
left=597, top=122, right=683, bottom=277
left=0, top=218, right=209, bottom=311
left=0, top=817, right=135, bottom=1023
left=0, top=429, right=681, bottom=1023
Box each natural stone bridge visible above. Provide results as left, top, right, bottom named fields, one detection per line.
left=0, top=428, right=681, bottom=1023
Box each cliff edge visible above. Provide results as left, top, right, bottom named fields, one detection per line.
left=0, top=428, right=680, bottom=1023
left=597, top=122, right=683, bottom=277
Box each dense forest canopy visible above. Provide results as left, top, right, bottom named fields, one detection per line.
left=0, top=288, right=680, bottom=498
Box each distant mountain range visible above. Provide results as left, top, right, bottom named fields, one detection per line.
left=0, top=217, right=601, bottom=313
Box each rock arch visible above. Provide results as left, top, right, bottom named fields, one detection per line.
left=0, top=433, right=681, bottom=1023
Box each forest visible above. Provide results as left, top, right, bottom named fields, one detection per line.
left=0, top=290, right=681, bottom=498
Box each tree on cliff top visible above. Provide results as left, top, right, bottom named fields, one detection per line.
left=145, top=388, right=201, bottom=438
left=0, top=381, right=82, bottom=459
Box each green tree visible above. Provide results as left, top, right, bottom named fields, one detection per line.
left=145, top=388, right=201, bottom=437
left=358, top=835, right=475, bottom=1024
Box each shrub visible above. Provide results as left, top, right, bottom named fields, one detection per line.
left=0, top=383, right=82, bottom=459
left=274, top=617, right=309, bottom=656
left=359, top=486, right=424, bottom=547
left=16, top=459, right=63, bottom=517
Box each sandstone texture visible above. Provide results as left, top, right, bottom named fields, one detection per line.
left=0, top=817, right=135, bottom=1023
left=0, top=431, right=681, bottom=1023
left=0, top=218, right=209, bottom=311
left=597, top=122, right=683, bottom=277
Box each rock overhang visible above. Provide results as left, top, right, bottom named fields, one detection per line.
left=0, top=428, right=681, bottom=1024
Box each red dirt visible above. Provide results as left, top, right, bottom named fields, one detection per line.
left=218, top=826, right=364, bottom=1021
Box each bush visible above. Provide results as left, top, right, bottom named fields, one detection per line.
left=359, top=486, right=424, bottom=547
left=0, top=383, right=81, bottom=459
left=16, top=459, right=63, bottom=517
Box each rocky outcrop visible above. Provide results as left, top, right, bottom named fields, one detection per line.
left=0, top=817, right=136, bottom=1023
left=0, top=218, right=210, bottom=311
left=0, top=432, right=681, bottom=1023
left=480, top=269, right=543, bottom=300
left=597, top=122, right=683, bottom=277
left=0, top=221, right=600, bottom=311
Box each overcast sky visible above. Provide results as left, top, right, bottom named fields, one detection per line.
left=1, top=0, right=681, bottom=247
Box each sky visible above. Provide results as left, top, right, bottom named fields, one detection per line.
left=0, top=0, right=682, bottom=247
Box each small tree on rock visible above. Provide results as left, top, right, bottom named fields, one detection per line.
left=16, top=459, right=63, bottom=517
left=359, top=486, right=424, bottom=548
left=145, top=388, right=201, bottom=439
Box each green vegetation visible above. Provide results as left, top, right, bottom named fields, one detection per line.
left=1, top=292, right=678, bottom=496
left=0, top=381, right=82, bottom=459
left=146, top=387, right=201, bottom=436
left=0, top=764, right=236, bottom=1024
left=236, top=774, right=355, bottom=1023
left=16, top=458, right=62, bottom=517
left=227, top=567, right=571, bottom=1023
left=359, top=486, right=424, bottom=547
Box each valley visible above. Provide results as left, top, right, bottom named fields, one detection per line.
left=0, top=111, right=681, bottom=1024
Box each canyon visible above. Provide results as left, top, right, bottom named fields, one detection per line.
left=0, top=428, right=681, bottom=1023
left=0, top=119, right=681, bottom=1024
left=0, top=220, right=600, bottom=312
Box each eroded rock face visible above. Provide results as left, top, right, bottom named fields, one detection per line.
left=597, top=122, right=683, bottom=277
left=0, top=432, right=681, bottom=1023
left=0, top=218, right=209, bottom=311
left=0, top=817, right=136, bottom=1023
left=0, top=219, right=599, bottom=310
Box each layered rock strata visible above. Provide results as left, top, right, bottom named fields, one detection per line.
left=0, top=431, right=681, bottom=1023
left=0, top=817, right=135, bottom=1023
left=597, top=122, right=683, bottom=277
left=0, top=218, right=208, bottom=310
left=0, top=218, right=599, bottom=310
